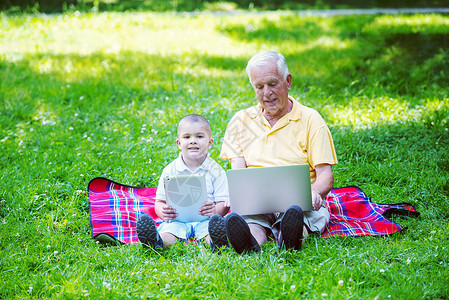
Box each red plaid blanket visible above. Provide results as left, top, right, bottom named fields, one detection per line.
left=88, top=177, right=419, bottom=244
left=322, top=185, right=419, bottom=238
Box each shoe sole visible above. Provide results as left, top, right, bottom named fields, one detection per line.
left=136, top=214, right=159, bottom=249
left=225, top=213, right=260, bottom=254
left=279, top=205, right=304, bottom=251
left=209, top=214, right=228, bottom=249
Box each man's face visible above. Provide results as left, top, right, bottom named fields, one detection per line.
left=249, top=60, right=292, bottom=121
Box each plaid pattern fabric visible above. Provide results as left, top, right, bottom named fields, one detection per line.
left=88, top=177, right=161, bottom=244
left=322, top=185, right=420, bottom=238
left=88, top=178, right=419, bottom=244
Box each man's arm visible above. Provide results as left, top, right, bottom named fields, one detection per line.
left=230, top=157, right=246, bottom=169
left=311, top=163, right=334, bottom=211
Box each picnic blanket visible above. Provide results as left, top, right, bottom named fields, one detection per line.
left=88, top=177, right=420, bottom=244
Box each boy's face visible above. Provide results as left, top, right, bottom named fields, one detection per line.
left=176, top=121, right=213, bottom=163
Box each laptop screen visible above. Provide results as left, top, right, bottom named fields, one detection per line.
left=226, top=164, right=312, bottom=215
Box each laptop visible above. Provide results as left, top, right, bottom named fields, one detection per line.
left=164, top=174, right=209, bottom=223
left=226, top=164, right=313, bottom=215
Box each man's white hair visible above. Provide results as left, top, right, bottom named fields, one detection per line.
left=246, top=50, right=289, bottom=83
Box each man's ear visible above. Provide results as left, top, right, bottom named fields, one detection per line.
left=286, top=73, right=292, bottom=91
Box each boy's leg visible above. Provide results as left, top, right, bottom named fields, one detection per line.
left=160, top=232, right=179, bottom=248
left=136, top=214, right=163, bottom=250
left=157, top=221, right=189, bottom=248
left=208, top=214, right=229, bottom=251
left=194, top=219, right=213, bottom=247
left=201, top=235, right=214, bottom=250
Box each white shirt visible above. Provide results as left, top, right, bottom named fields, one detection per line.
left=155, top=153, right=229, bottom=203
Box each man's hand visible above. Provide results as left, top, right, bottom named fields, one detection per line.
left=311, top=164, right=334, bottom=211
left=199, top=200, right=216, bottom=217
left=311, top=190, right=324, bottom=211
left=159, top=203, right=178, bottom=221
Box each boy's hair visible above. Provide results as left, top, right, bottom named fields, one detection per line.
left=246, top=50, right=289, bottom=83
left=177, top=114, right=212, bottom=137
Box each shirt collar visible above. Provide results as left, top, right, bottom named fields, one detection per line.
left=248, top=95, right=302, bottom=123
left=175, top=152, right=211, bottom=173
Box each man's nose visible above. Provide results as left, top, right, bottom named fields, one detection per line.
left=263, top=85, right=272, bottom=96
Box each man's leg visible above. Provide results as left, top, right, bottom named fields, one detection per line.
left=278, top=205, right=304, bottom=251
left=249, top=223, right=268, bottom=246
left=303, top=206, right=330, bottom=233
left=303, top=226, right=309, bottom=240
left=225, top=213, right=261, bottom=254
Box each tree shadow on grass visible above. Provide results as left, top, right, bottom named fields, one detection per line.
left=0, top=50, right=248, bottom=125
left=0, top=50, right=250, bottom=173
left=217, top=14, right=449, bottom=101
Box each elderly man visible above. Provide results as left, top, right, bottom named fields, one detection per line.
left=211, top=50, right=337, bottom=254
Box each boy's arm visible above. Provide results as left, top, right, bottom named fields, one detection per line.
left=155, top=199, right=178, bottom=221
left=198, top=200, right=229, bottom=217
left=215, top=201, right=229, bottom=216
left=210, top=162, right=232, bottom=216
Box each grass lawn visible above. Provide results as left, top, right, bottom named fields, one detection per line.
left=1, top=10, right=448, bottom=299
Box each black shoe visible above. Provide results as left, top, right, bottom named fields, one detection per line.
left=225, top=213, right=261, bottom=254
left=136, top=214, right=163, bottom=250
left=208, top=214, right=229, bottom=252
left=278, top=205, right=304, bottom=251
left=94, top=233, right=122, bottom=246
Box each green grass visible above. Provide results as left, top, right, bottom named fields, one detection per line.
left=1, top=10, right=448, bottom=299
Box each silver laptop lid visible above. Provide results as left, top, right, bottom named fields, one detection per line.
left=227, top=164, right=312, bottom=215
left=164, top=174, right=208, bottom=223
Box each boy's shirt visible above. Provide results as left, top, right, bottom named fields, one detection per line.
left=155, top=153, right=229, bottom=204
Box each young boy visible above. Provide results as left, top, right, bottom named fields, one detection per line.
left=136, top=114, right=229, bottom=251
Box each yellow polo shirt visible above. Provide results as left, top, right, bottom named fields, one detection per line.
left=220, top=96, right=338, bottom=183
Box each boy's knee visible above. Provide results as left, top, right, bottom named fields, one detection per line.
left=160, top=232, right=178, bottom=248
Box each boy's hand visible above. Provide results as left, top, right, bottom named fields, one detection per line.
left=199, top=201, right=216, bottom=217
left=160, top=203, right=178, bottom=221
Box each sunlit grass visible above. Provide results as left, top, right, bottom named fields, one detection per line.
left=1, top=11, right=448, bottom=299
left=324, top=96, right=449, bottom=128
left=0, top=12, right=255, bottom=57
left=364, top=14, right=449, bottom=33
